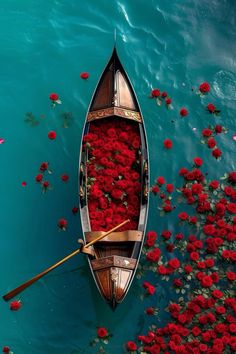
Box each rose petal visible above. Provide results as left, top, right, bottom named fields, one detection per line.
left=21, top=181, right=27, bottom=187
left=0, top=138, right=5, bottom=144
left=233, top=134, right=236, bottom=141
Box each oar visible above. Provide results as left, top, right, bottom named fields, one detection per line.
left=3, top=219, right=130, bottom=301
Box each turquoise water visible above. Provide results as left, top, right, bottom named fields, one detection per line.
left=0, top=0, right=236, bottom=353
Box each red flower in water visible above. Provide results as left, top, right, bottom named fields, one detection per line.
left=48, top=131, right=57, bottom=140
left=209, top=180, right=219, bottom=189
left=202, top=128, right=212, bottom=137
left=58, top=218, right=67, bottom=230
left=156, top=176, right=165, bottom=185
left=207, top=137, right=216, bottom=149
left=180, top=108, right=188, bottom=117
left=163, top=139, right=173, bottom=149
left=146, top=307, right=155, bottom=315
left=97, top=327, right=108, bottom=338
left=126, top=341, right=137, bottom=352
left=143, top=281, right=155, bottom=295
left=161, top=91, right=167, bottom=98
left=193, top=157, right=203, bottom=167
left=207, top=103, right=216, bottom=113
left=228, top=171, right=236, bottom=184
left=168, top=258, right=180, bottom=269
left=10, top=300, right=21, bottom=311
left=151, top=88, right=160, bottom=97
left=165, top=97, right=172, bottom=105
left=166, top=184, right=174, bottom=193
left=151, top=185, right=159, bottom=195
left=72, top=206, right=79, bottom=214
left=212, top=148, right=222, bottom=159
left=40, top=162, right=49, bottom=172
left=178, top=212, right=189, bottom=221
left=61, top=174, right=69, bottom=182
left=199, top=82, right=211, bottom=93
left=49, top=93, right=59, bottom=101
left=126, top=341, right=137, bottom=351
left=80, top=72, right=89, bottom=79
left=21, top=181, right=27, bottom=187
left=35, top=174, right=43, bottom=183
left=2, top=347, right=10, bottom=353
left=215, top=125, right=222, bottom=134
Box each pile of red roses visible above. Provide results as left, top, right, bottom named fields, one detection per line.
left=83, top=117, right=141, bottom=231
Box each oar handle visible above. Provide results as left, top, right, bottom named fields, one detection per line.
left=3, top=219, right=130, bottom=301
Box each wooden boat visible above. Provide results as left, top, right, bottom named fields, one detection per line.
left=79, top=48, right=149, bottom=308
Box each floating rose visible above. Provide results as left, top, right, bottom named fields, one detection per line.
left=10, top=300, right=21, bottom=311
left=126, top=341, right=137, bottom=352
left=48, top=131, right=57, bottom=140
left=72, top=206, right=79, bottom=214
left=165, top=97, right=172, bottom=108
left=206, top=103, right=220, bottom=115
left=42, top=181, right=50, bottom=193
left=161, top=91, right=167, bottom=98
left=97, top=327, right=108, bottom=338
left=212, top=148, right=222, bottom=159
left=49, top=92, right=62, bottom=106
left=35, top=173, right=43, bottom=183
left=199, top=81, right=211, bottom=94
left=40, top=162, right=49, bottom=172
left=21, top=181, right=27, bottom=187
left=0, top=138, right=5, bottom=144
left=80, top=72, right=89, bottom=79
left=180, top=107, right=188, bottom=117
left=151, top=88, right=160, bottom=97
left=163, top=138, right=173, bottom=149
left=193, top=157, right=203, bottom=167
left=61, top=174, right=69, bottom=182
left=2, top=347, right=12, bottom=354
left=58, top=218, right=67, bottom=231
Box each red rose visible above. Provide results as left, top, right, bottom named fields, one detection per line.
left=157, top=265, right=168, bottom=275
left=199, top=82, right=211, bottom=93
left=61, top=174, right=69, bottom=182
left=72, top=206, right=78, bottom=214
left=193, top=157, right=203, bottom=167
left=209, top=180, right=219, bottom=189
left=190, top=252, right=199, bottom=261
left=146, top=307, right=154, bottom=315
left=2, top=347, right=10, bottom=353
left=40, top=162, right=49, bottom=171
left=161, top=91, right=167, bottom=98
left=48, top=131, right=57, bottom=140
left=202, top=128, right=212, bottom=137
left=35, top=173, right=43, bottom=182
left=180, top=108, right=188, bottom=117
left=21, top=181, right=27, bottom=187
left=163, top=203, right=173, bottom=212
left=126, top=341, right=137, bottom=351
left=178, top=212, right=189, bottom=221
left=97, top=327, right=108, bottom=338
left=184, top=264, right=192, bottom=273
left=152, top=185, right=160, bottom=195
left=58, top=218, right=67, bottom=230
left=10, top=300, right=21, bottom=311
left=228, top=172, right=236, bottom=184
left=111, top=188, right=123, bottom=200
left=156, top=176, right=165, bottom=185
left=173, top=278, right=182, bottom=287
left=227, top=203, right=236, bottom=214
left=163, top=138, right=173, bottom=149
left=151, top=88, right=160, bottom=97
left=215, top=125, right=222, bottom=134
left=43, top=181, right=49, bottom=188
left=207, top=137, right=216, bottom=149
left=143, top=281, right=155, bottom=295
left=212, top=148, right=222, bottom=159
left=161, top=230, right=172, bottom=239
left=203, top=224, right=216, bottom=236
left=207, top=103, right=216, bottom=113
left=165, top=97, right=172, bottom=105
left=168, top=258, right=180, bottom=269
left=49, top=93, right=59, bottom=101
left=80, top=72, right=89, bottom=79
left=201, top=275, right=213, bottom=287
left=166, top=184, right=174, bottom=193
